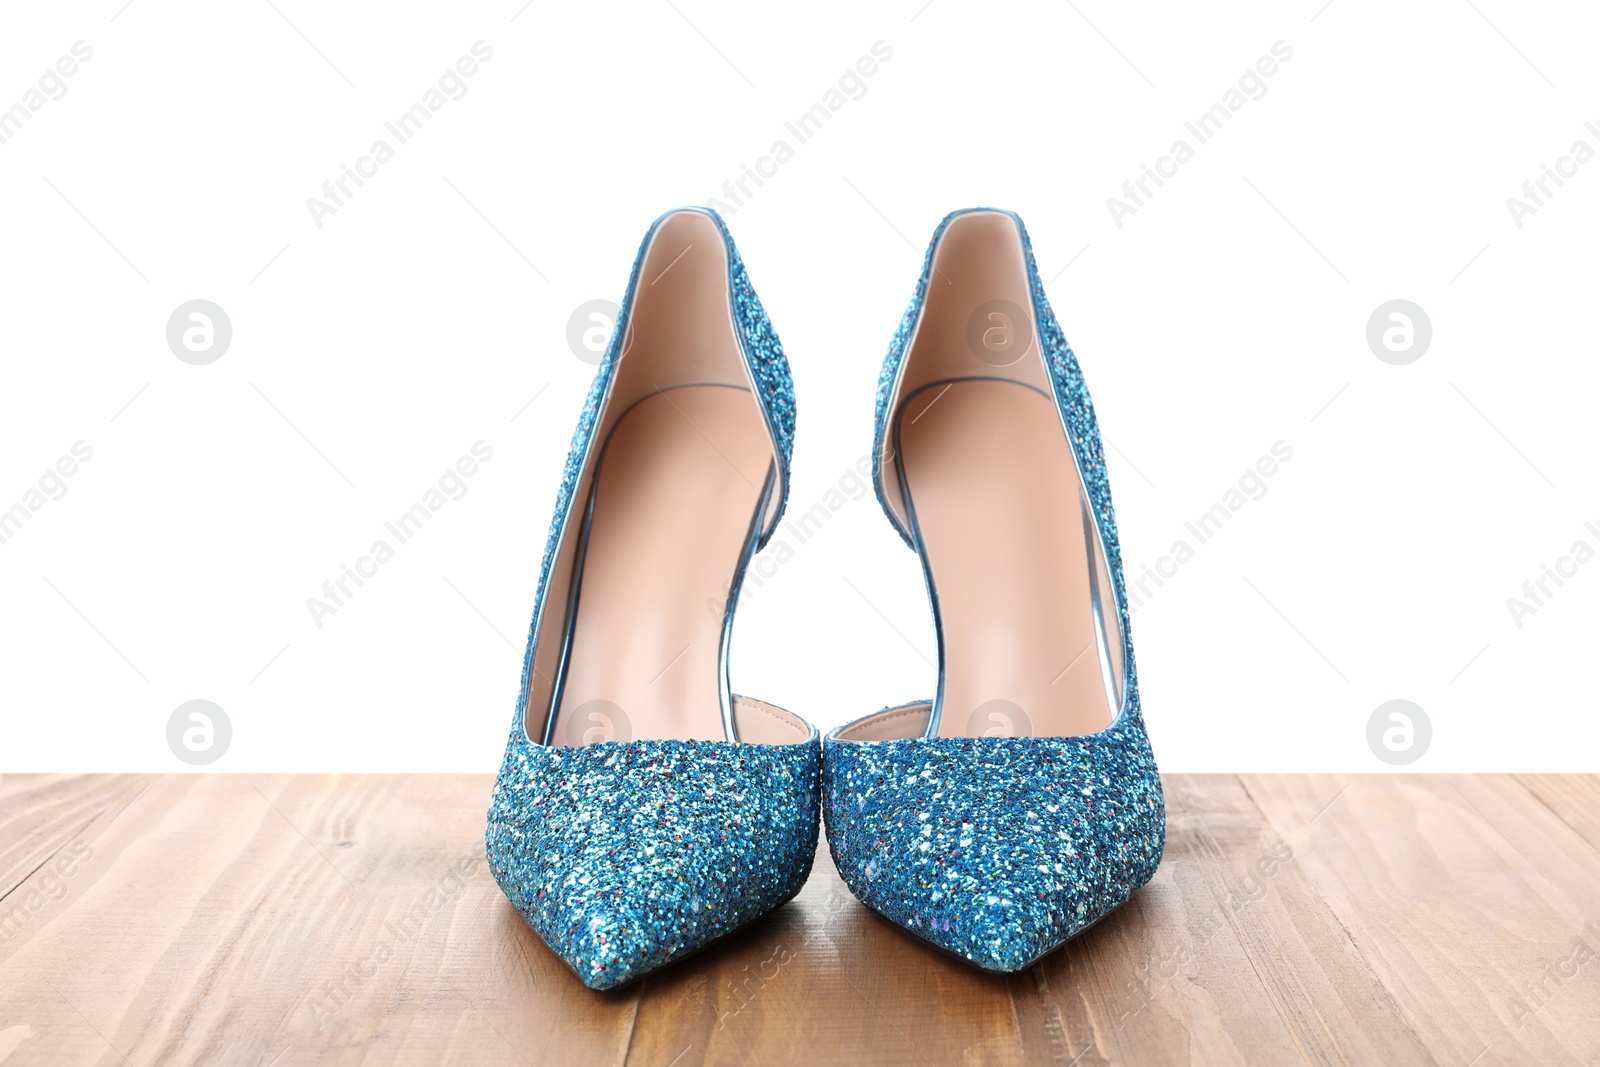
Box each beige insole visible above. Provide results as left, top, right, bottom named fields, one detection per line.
left=897, top=379, right=1116, bottom=739
left=553, top=384, right=770, bottom=745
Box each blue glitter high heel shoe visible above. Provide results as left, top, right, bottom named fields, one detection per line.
left=486, top=208, right=820, bottom=990
left=821, top=208, right=1164, bottom=971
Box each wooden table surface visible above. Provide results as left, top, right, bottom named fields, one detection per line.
left=1, top=774, right=1597, bottom=1066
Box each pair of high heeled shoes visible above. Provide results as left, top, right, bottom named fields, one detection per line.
left=485, top=206, right=1164, bottom=990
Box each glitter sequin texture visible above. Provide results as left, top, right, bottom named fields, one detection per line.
left=823, top=717, right=1162, bottom=970
left=488, top=208, right=816, bottom=990
left=489, top=737, right=820, bottom=989
left=827, top=207, right=1166, bottom=970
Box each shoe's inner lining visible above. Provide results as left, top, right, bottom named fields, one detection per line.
left=898, top=382, right=1117, bottom=738
left=886, top=211, right=1123, bottom=740
left=730, top=695, right=816, bottom=745
left=528, top=210, right=788, bottom=746
left=834, top=702, right=933, bottom=741
left=554, top=385, right=769, bottom=744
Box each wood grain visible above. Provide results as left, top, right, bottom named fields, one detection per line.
left=1240, top=775, right=1600, bottom=1067
left=1, top=775, right=1596, bottom=1065
left=0, top=775, right=145, bottom=900
left=1517, top=775, right=1600, bottom=857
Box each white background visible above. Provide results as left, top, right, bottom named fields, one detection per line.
left=2, top=0, right=1596, bottom=772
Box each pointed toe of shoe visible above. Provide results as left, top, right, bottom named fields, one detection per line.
left=821, top=721, right=1164, bottom=971
left=533, top=880, right=731, bottom=991
left=487, top=736, right=820, bottom=989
